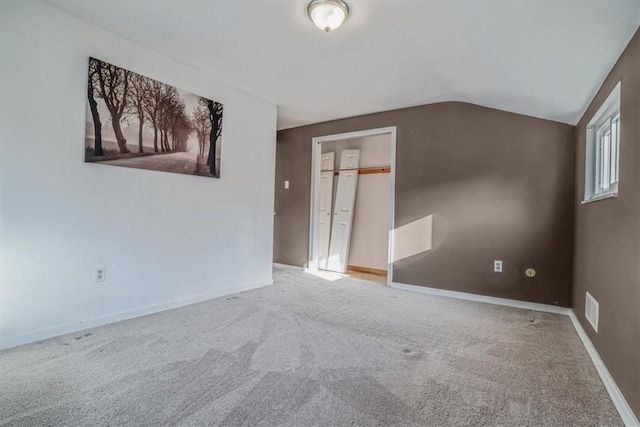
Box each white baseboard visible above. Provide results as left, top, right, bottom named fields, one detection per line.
left=390, top=280, right=639, bottom=426
left=567, top=310, right=640, bottom=427
left=0, top=278, right=273, bottom=350
left=390, top=281, right=571, bottom=315
left=273, top=262, right=305, bottom=271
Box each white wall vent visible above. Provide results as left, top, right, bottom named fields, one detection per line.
left=585, top=292, right=599, bottom=332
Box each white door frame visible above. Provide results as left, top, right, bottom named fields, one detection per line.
left=308, top=126, right=397, bottom=285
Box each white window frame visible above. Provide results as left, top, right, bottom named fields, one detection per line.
left=583, top=82, right=621, bottom=204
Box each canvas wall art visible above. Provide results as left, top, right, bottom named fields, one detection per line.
left=85, top=57, right=223, bottom=178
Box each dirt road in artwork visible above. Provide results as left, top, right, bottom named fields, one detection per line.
left=101, top=152, right=198, bottom=175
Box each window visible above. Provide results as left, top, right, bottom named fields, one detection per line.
left=584, top=82, right=621, bottom=203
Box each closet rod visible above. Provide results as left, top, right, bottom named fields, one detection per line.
left=331, top=166, right=391, bottom=175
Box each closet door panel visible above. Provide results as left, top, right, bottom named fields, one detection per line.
left=327, top=150, right=360, bottom=273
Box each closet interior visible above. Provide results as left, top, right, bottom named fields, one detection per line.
left=318, top=133, right=392, bottom=283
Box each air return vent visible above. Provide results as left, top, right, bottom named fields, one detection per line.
left=585, top=292, right=599, bottom=332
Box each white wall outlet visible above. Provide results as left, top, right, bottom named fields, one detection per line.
left=494, top=260, right=503, bottom=273
left=95, top=266, right=106, bottom=282
left=284, top=180, right=290, bottom=189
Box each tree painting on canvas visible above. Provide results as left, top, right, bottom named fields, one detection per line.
left=85, top=57, right=223, bottom=178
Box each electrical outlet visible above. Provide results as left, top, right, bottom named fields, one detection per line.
left=95, top=266, right=106, bottom=282
left=494, top=260, right=503, bottom=273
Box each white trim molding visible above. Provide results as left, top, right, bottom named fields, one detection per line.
left=390, top=281, right=571, bottom=315
left=273, top=262, right=305, bottom=271
left=581, top=191, right=618, bottom=204
left=567, top=311, right=640, bottom=427
left=1, top=278, right=273, bottom=350
left=391, top=280, right=640, bottom=426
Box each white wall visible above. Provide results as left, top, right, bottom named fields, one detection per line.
left=0, top=1, right=277, bottom=349
left=321, top=134, right=391, bottom=271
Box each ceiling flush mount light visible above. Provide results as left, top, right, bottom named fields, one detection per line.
left=307, top=0, right=350, bottom=33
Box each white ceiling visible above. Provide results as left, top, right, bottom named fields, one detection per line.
left=50, top=0, right=640, bottom=129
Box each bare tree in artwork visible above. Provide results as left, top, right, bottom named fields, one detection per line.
left=192, top=100, right=211, bottom=158
left=87, top=58, right=103, bottom=156
left=158, top=86, right=181, bottom=153
left=127, top=73, right=149, bottom=154
left=94, top=58, right=131, bottom=154
left=172, top=113, right=193, bottom=152
left=206, top=99, right=223, bottom=177
left=168, top=104, right=191, bottom=152
left=143, top=80, right=165, bottom=153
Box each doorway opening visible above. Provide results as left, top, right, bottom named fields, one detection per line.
left=308, top=127, right=396, bottom=285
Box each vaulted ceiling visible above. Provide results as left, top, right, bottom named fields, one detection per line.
left=50, top=0, right=640, bottom=129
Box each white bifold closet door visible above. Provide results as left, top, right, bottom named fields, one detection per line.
left=318, top=152, right=335, bottom=269
left=326, top=149, right=360, bottom=273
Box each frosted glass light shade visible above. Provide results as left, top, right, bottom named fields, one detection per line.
left=307, top=0, right=350, bottom=32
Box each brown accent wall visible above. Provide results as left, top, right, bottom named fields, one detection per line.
left=274, top=101, right=575, bottom=307
left=573, top=29, right=640, bottom=418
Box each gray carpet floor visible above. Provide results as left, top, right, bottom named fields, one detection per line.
left=0, top=265, right=621, bottom=426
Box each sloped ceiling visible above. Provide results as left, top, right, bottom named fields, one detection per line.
left=49, top=0, right=640, bottom=129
